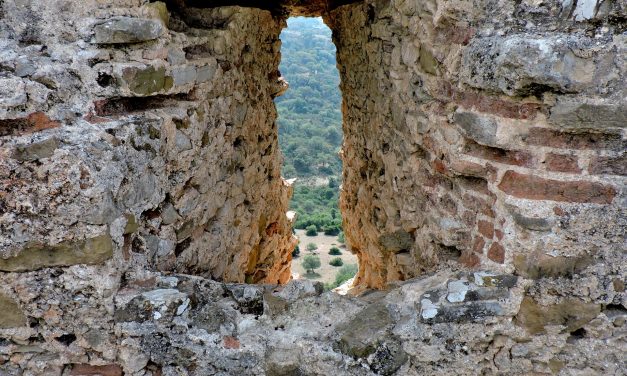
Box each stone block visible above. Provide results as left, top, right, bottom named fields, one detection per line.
left=119, top=65, right=173, bottom=96
left=0, top=77, right=27, bottom=107
left=11, top=137, right=58, bottom=161
left=513, top=252, right=594, bottom=279
left=0, top=292, right=26, bottom=328
left=0, top=234, right=113, bottom=272
left=588, top=154, right=627, bottom=176
left=114, top=289, right=189, bottom=323
left=548, top=100, right=627, bottom=129
left=172, top=65, right=197, bottom=86
left=515, top=297, right=601, bottom=334
left=336, top=303, right=392, bottom=358
left=453, top=111, right=498, bottom=147
left=93, top=17, right=164, bottom=44
left=462, top=35, right=612, bottom=95
left=544, top=153, right=581, bottom=173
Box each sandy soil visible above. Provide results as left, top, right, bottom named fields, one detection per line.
left=291, top=229, right=359, bottom=285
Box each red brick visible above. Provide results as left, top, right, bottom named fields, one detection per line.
left=433, top=159, right=447, bottom=174
left=494, top=229, right=504, bottom=241
left=487, top=242, right=505, bottom=263
left=498, top=170, right=616, bottom=204
left=472, top=236, right=485, bottom=254
left=437, top=83, right=544, bottom=119
left=0, top=112, right=60, bottom=137
left=70, top=364, right=123, bottom=376
left=544, top=153, right=581, bottom=173
left=527, top=128, right=625, bottom=150
left=464, top=140, right=534, bottom=167
left=223, top=336, right=240, bottom=349
left=459, top=251, right=481, bottom=268
left=588, top=154, right=627, bottom=176
left=477, top=220, right=494, bottom=239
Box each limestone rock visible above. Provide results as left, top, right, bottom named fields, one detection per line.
left=0, top=234, right=113, bottom=272
left=93, top=17, right=165, bottom=44
left=0, top=292, right=26, bottom=328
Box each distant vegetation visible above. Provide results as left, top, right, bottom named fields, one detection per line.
left=329, top=257, right=343, bottom=267
left=277, top=18, right=347, bottom=249
left=329, top=247, right=342, bottom=255
left=302, top=255, right=322, bottom=274
left=290, top=178, right=342, bottom=233
left=324, top=264, right=358, bottom=290
left=276, top=17, right=342, bottom=180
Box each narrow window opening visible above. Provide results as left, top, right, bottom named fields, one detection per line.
left=275, top=17, right=357, bottom=292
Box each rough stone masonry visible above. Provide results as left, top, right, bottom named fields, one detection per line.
left=0, top=0, right=625, bottom=375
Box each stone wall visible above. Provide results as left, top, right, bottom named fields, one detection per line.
left=0, top=1, right=296, bottom=284
left=0, top=0, right=625, bottom=375
left=329, top=0, right=626, bottom=291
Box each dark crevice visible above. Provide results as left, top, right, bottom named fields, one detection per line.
left=94, top=94, right=193, bottom=117
left=55, top=333, right=77, bottom=346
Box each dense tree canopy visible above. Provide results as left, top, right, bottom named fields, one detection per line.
left=276, top=17, right=342, bottom=179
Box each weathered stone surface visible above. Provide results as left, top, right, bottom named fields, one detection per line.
left=0, top=292, right=26, bottom=328
left=462, top=35, right=616, bottom=95
left=11, top=137, right=58, bottom=161
left=119, top=65, right=172, bottom=96
left=549, top=99, right=627, bottom=129
left=0, top=0, right=625, bottom=375
left=0, top=234, right=113, bottom=272
left=515, top=297, right=601, bottom=334
left=513, top=252, right=595, bottom=279
left=453, top=110, right=498, bottom=146
left=93, top=17, right=164, bottom=44
left=336, top=303, right=393, bottom=358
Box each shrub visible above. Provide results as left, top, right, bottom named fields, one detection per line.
left=337, top=231, right=345, bottom=244
left=329, top=257, right=343, bottom=267
left=306, top=242, right=318, bottom=251
left=302, top=255, right=321, bottom=274
left=328, top=247, right=342, bottom=256
left=292, top=244, right=300, bottom=258
left=334, top=264, right=358, bottom=286
left=305, top=225, right=318, bottom=236
left=323, top=224, right=341, bottom=236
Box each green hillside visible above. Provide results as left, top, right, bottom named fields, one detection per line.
left=276, top=17, right=342, bottom=179
left=276, top=17, right=344, bottom=235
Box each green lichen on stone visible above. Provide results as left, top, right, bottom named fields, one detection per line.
left=336, top=302, right=392, bottom=358
left=122, top=66, right=171, bottom=96
left=378, top=231, right=413, bottom=253
left=419, top=47, right=439, bottom=75
left=515, top=297, right=601, bottom=334
left=0, top=292, right=26, bottom=328
left=0, top=234, right=114, bottom=272
left=12, top=137, right=58, bottom=162
left=124, top=214, right=139, bottom=234
left=144, top=1, right=169, bottom=27
left=513, top=252, right=594, bottom=279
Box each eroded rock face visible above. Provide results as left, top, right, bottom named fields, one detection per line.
left=0, top=2, right=296, bottom=284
